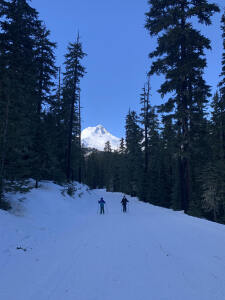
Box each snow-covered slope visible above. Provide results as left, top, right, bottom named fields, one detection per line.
left=81, top=124, right=120, bottom=151
left=1, top=182, right=225, bottom=300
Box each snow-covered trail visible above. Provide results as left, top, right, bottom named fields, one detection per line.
left=1, top=183, right=225, bottom=300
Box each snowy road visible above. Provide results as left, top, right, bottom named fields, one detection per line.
left=1, top=183, right=225, bottom=300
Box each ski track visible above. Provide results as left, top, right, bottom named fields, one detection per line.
left=1, top=183, right=225, bottom=300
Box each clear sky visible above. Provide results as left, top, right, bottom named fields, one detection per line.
left=31, top=0, right=224, bottom=138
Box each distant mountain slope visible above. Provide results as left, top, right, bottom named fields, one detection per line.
left=81, top=125, right=120, bottom=151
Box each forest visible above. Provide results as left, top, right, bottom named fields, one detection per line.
left=0, top=0, right=225, bottom=224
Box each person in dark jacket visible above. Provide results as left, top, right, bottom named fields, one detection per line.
left=121, top=195, right=129, bottom=213
left=98, top=197, right=106, bottom=214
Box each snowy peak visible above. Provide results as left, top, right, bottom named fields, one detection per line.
left=81, top=125, right=120, bottom=151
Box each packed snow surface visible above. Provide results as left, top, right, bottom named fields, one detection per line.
left=1, top=181, right=225, bottom=300
left=81, top=124, right=120, bottom=151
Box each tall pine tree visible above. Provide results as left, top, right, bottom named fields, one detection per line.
left=0, top=0, right=41, bottom=204
left=31, top=21, right=57, bottom=188
left=62, top=34, right=86, bottom=182
left=139, top=78, right=151, bottom=202
left=145, top=0, right=219, bottom=212
left=125, top=111, right=143, bottom=197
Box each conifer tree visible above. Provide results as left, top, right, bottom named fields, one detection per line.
left=77, top=89, right=82, bottom=183
left=215, top=10, right=225, bottom=164
left=140, top=79, right=151, bottom=175
left=206, top=91, right=225, bottom=222
left=139, top=79, right=151, bottom=201
left=204, top=13, right=225, bottom=222
left=200, top=162, right=225, bottom=222
left=62, top=34, right=86, bottom=182
left=145, top=0, right=219, bottom=212
left=103, top=141, right=115, bottom=191
left=145, top=105, right=161, bottom=204
left=117, top=138, right=127, bottom=192
left=160, top=115, right=176, bottom=208
left=31, top=21, right=57, bottom=188
left=219, top=10, right=225, bottom=99
left=0, top=0, right=41, bottom=204
left=84, top=151, right=102, bottom=189
left=119, top=138, right=126, bottom=154
left=45, top=67, right=67, bottom=183
left=104, top=141, right=112, bottom=153
left=125, top=111, right=143, bottom=196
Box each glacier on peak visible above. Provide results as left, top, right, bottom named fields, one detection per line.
left=81, top=125, right=120, bottom=151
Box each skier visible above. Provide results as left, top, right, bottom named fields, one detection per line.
left=121, top=195, right=129, bottom=213
left=98, top=197, right=106, bottom=214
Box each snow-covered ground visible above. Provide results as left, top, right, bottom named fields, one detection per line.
left=0, top=181, right=225, bottom=300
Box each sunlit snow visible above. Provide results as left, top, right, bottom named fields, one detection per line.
left=81, top=125, right=120, bottom=151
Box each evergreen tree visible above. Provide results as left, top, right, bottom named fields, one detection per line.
left=145, top=0, right=219, bottom=212
left=62, top=34, right=86, bottom=182
left=219, top=10, right=225, bottom=98
left=119, top=138, right=126, bottom=154
left=139, top=78, right=162, bottom=204
left=0, top=0, right=41, bottom=204
left=84, top=151, right=104, bottom=189
left=114, top=138, right=126, bottom=193
left=139, top=79, right=151, bottom=202
left=160, top=115, right=176, bottom=208
left=200, top=162, right=225, bottom=222
left=77, top=89, right=82, bottom=183
left=31, top=21, right=57, bottom=188
left=111, top=160, right=121, bottom=192
left=206, top=91, right=225, bottom=222
left=125, top=111, right=143, bottom=196
left=45, top=67, right=67, bottom=183
left=140, top=79, right=151, bottom=175
left=104, top=141, right=112, bottom=153
left=206, top=12, right=225, bottom=222
left=102, top=141, right=114, bottom=191
left=188, top=76, right=211, bottom=215
left=215, top=11, right=225, bottom=164
left=145, top=106, right=161, bottom=204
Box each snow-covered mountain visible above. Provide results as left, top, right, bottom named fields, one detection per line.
left=81, top=125, right=120, bottom=151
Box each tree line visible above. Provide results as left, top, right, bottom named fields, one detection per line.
left=0, top=0, right=86, bottom=209
left=84, top=1, right=225, bottom=224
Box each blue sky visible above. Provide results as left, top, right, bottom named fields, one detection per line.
left=32, top=0, right=224, bottom=138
